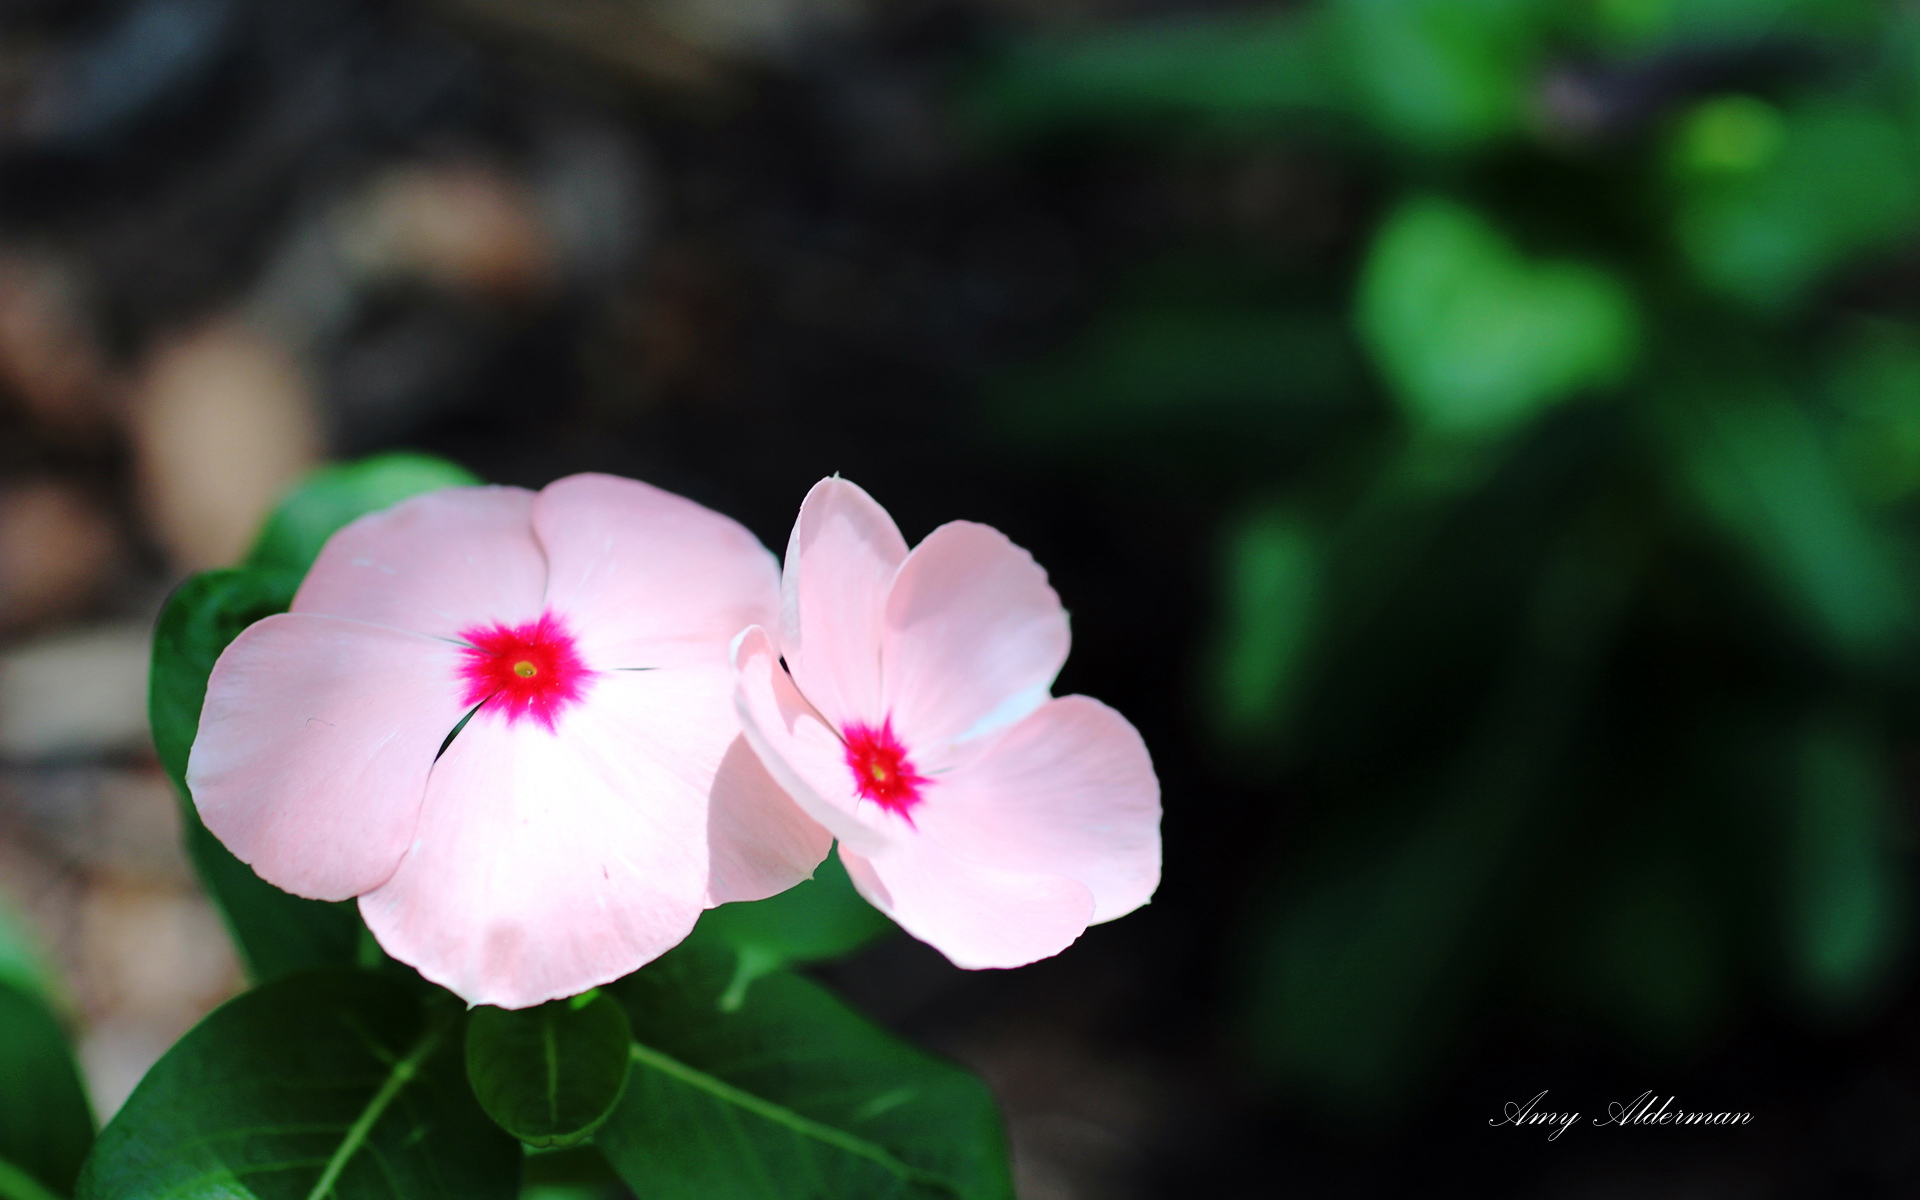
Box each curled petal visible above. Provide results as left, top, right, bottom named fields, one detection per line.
left=293, top=486, right=546, bottom=640
left=733, top=625, right=892, bottom=856
left=840, top=843, right=1094, bottom=969
left=917, top=695, right=1160, bottom=924
left=188, top=614, right=471, bottom=900
left=882, top=521, right=1069, bottom=751
left=360, top=669, right=739, bottom=1009
left=781, top=478, right=907, bottom=731
left=534, top=474, right=780, bottom=671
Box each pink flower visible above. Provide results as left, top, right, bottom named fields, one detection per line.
left=188, top=475, right=830, bottom=1008
left=732, top=478, right=1161, bottom=968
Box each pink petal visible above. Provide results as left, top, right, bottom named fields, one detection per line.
left=733, top=625, right=893, bottom=855
left=781, top=478, right=908, bottom=731
left=915, top=695, right=1160, bottom=924
left=361, top=667, right=753, bottom=1009
left=704, top=734, right=833, bottom=906
left=187, top=614, right=471, bottom=901
left=840, top=842, right=1094, bottom=969
left=292, top=486, right=546, bottom=639
left=882, top=520, right=1069, bottom=751
left=532, top=474, right=780, bottom=670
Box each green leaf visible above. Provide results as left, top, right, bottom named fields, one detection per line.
left=1358, top=197, right=1639, bottom=439
left=985, top=299, right=1359, bottom=464
left=1674, top=99, right=1918, bottom=312
left=1334, top=0, right=1542, bottom=150
left=0, top=899, right=62, bottom=1007
left=598, top=947, right=1013, bottom=1200
left=1666, top=385, right=1912, bottom=661
left=0, top=980, right=94, bottom=1199
left=1560, top=829, right=1730, bottom=1052
left=685, top=852, right=892, bottom=1011
left=962, top=0, right=1545, bottom=148
left=466, top=992, right=632, bottom=1149
left=149, top=568, right=362, bottom=983
left=518, top=1145, right=626, bottom=1200
left=1827, top=319, right=1920, bottom=504
left=1243, top=535, right=1629, bottom=1108
left=962, top=9, right=1343, bottom=140
left=248, top=453, right=479, bottom=576
left=0, top=903, right=91, bottom=1198
left=1586, top=0, right=1877, bottom=50
left=1207, top=507, right=1321, bottom=744
left=149, top=453, right=480, bottom=983
left=1778, top=711, right=1907, bottom=1016
left=78, top=969, right=520, bottom=1200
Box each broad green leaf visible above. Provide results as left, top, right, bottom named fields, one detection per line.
left=150, top=453, right=479, bottom=983
left=963, top=0, right=1545, bottom=148
left=467, top=993, right=632, bottom=1149
left=1358, top=197, right=1639, bottom=439
left=1671, top=94, right=1786, bottom=176
left=78, top=969, right=519, bottom=1200
left=149, top=568, right=361, bottom=982
left=1243, top=536, right=1627, bottom=1107
left=1586, top=0, right=1876, bottom=50
left=962, top=9, right=1342, bottom=139
left=1207, top=508, right=1320, bottom=744
left=986, top=300, right=1359, bottom=463
left=248, top=453, right=479, bottom=576
left=0, top=978, right=94, bottom=1199
left=1779, top=712, right=1907, bottom=1015
left=685, top=852, right=892, bottom=1010
left=0, top=899, right=61, bottom=1006
left=1334, top=0, right=1543, bottom=150
left=1665, top=386, right=1912, bottom=661
left=1674, top=99, right=1917, bottom=312
left=598, top=947, right=1013, bottom=1200
left=519, top=1146, right=626, bottom=1200
left=1559, top=830, right=1730, bottom=1051
left=1827, top=320, right=1920, bottom=504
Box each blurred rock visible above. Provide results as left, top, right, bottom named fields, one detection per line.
left=0, top=765, right=191, bottom=884
left=76, top=879, right=239, bottom=1117
left=78, top=881, right=233, bottom=1024
left=336, top=161, right=556, bottom=300
left=531, top=119, right=652, bottom=289
left=2, top=0, right=241, bottom=151
left=0, top=623, right=151, bottom=760
left=130, top=317, right=320, bottom=571
left=0, top=479, right=121, bottom=633
left=434, top=0, right=726, bottom=90
left=1, top=763, right=242, bottom=1122
left=954, top=1025, right=1161, bottom=1200
left=0, top=250, right=113, bottom=436
left=646, top=0, right=857, bottom=62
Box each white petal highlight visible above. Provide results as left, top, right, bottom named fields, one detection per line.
left=360, top=668, right=739, bottom=1008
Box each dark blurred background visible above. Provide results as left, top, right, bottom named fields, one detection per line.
left=4, top=0, right=1920, bottom=1194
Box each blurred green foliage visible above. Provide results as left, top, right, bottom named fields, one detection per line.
left=1360, top=196, right=1638, bottom=436
left=0, top=904, right=92, bottom=1200
left=969, top=0, right=1920, bottom=1111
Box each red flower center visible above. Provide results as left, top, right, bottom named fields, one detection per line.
left=457, top=612, right=594, bottom=731
left=843, top=718, right=930, bottom=819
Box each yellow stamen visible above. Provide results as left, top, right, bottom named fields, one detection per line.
left=513, top=660, right=538, bottom=678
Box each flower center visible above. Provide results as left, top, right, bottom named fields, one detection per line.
left=842, top=718, right=929, bottom=819
left=457, top=613, right=593, bottom=731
